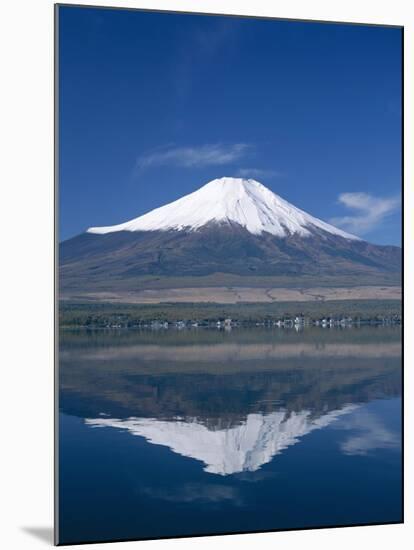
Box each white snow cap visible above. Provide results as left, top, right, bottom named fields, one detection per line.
left=87, top=177, right=359, bottom=240
left=86, top=405, right=357, bottom=476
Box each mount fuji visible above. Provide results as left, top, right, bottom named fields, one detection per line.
left=85, top=406, right=357, bottom=476
left=60, top=177, right=401, bottom=295
left=87, top=177, right=358, bottom=240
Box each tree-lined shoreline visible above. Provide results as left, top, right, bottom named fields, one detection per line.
left=59, top=299, right=402, bottom=329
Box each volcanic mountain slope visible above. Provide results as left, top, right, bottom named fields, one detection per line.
left=60, top=177, right=401, bottom=294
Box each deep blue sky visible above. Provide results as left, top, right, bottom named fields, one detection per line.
left=59, top=6, right=402, bottom=245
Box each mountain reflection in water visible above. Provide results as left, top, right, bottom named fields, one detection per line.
left=60, top=327, right=401, bottom=474
left=85, top=406, right=358, bottom=475
left=58, top=326, right=402, bottom=543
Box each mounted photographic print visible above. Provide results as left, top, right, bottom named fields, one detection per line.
left=56, top=4, right=403, bottom=545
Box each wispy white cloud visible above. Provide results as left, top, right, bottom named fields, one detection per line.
left=139, top=483, right=243, bottom=504
left=136, top=143, right=250, bottom=170
left=329, top=192, right=400, bottom=236
left=337, top=410, right=400, bottom=456
left=236, top=168, right=283, bottom=179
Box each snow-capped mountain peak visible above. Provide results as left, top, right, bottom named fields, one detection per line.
left=85, top=406, right=357, bottom=476
left=87, top=177, right=359, bottom=240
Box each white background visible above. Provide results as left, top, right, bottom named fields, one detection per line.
left=0, top=0, right=412, bottom=548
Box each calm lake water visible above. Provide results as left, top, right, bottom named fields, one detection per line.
left=58, top=326, right=402, bottom=544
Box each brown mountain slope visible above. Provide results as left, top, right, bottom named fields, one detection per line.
left=59, top=224, right=401, bottom=295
